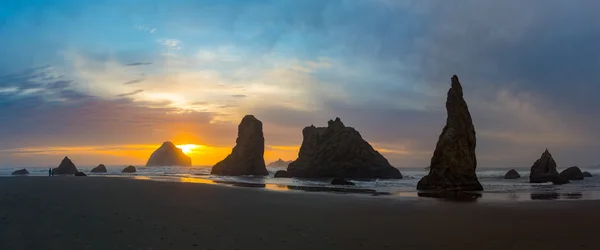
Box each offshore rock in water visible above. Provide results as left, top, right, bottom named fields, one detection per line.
left=53, top=156, right=79, bottom=175
left=559, top=166, right=584, bottom=180
left=287, top=117, right=402, bottom=179
left=11, top=169, right=29, bottom=175
left=504, top=169, right=521, bottom=179
left=75, top=172, right=87, bottom=176
left=267, top=158, right=292, bottom=168
left=330, top=177, right=355, bottom=186
left=122, top=165, right=136, bottom=173
left=274, top=170, right=291, bottom=178
left=417, top=75, right=482, bottom=191
left=529, top=149, right=560, bottom=183
left=91, top=164, right=107, bottom=173
left=583, top=171, right=593, bottom=178
left=146, top=141, right=191, bottom=167
left=211, top=115, right=268, bottom=176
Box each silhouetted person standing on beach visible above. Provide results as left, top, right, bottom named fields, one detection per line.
left=49, top=168, right=52, bottom=176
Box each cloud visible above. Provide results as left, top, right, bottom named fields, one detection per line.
left=157, top=39, right=182, bottom=49
left=231, top=94, right=246, bottom=98
left=125, top=62, right=152, bottom=66
left=123, top=79, right=146, bottom=85
left=117, top=89, right=144, bottom=97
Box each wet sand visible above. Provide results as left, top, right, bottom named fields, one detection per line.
left=1, top=177, right=599, bottom=250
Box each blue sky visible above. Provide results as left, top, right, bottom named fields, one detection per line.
left=1, top=0, right=600, bottom=168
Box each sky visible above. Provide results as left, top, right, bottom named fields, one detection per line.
left=1, top=0, right=599, bottom=168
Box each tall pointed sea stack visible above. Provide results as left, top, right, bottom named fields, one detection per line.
left=146, top=141, right=192, bottom=167
left=529, top=149, right=559, bottom=183
left=287, top=118, right=402, bottom=179
left=417, top=75, right=482, bottom=191
left=211, top=115, right=268, bottom=176
left=53, top=156, right=79, bottom=175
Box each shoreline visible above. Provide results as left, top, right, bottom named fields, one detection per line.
left=2, top=177, right=600, bottom=249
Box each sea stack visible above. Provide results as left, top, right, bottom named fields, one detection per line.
left=559, top=166, right=584, bottom=181
left=504, top=169, right=521, bottom=179
left=211, top=115, right=268, bottom=176
left=146, top=141, right=192, bottom=167
left=53, top=156, right=79, bottom=175
left=91, top=164, right=107, bottom=173
left=287, top=117, right=402, bottom=179
left=122, top=165, right=136, bottom=173
left=417, top=75, right=482, bottom=191
left=11, top=169, right=30, bottom=175
left=267, top=158, right=292, bottom=168
left=529, top=149, right=560, bottom=183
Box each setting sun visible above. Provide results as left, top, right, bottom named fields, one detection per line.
left=176, top=144, right=202, bottom=154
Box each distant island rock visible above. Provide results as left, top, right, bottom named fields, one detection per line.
left=53, top=156, right=79, bottom=175
left=75, top=172, right=87, bottom=176
left=211, top=115, right=268, bottom=176
left=91, top=164, right=107, bottom=173
left=330, top=177, right=355, bottom=186
left=146, top=141, right=191, bottom=167
left=267, top=158, right=292, bottom=168
left=11, top=169, right=29, bottom=175
left=529, top=149, right=562, bottom=183
left=504, top=169, right=521, bottom=179
left=122, top=165, right=136, bottom=173
left=287, top=117, right=402, bottom=179
left=583, top=171, right=593, bottom=178
left=417, top=75, right=482, bottom=191
left=274, top=170, right=291, bottom=178
left=559, top=166, right=584, bottom=181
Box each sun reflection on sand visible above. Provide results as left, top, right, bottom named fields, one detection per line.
left=264, top=184, right=289, bottom=192
left=179, top=177, right=216, bottom=184
left=132, top=176, right=151, bottom=180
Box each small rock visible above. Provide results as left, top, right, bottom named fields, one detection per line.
left=274, top=170, right=291, bottom=178
left=90, top=164, right=107, bottom=173
left=330, top=177, right=355, bottom=186
left=122, top=165, right=136, bottom=173
left=75, top=172, right=87, bottom=176
left=559, top=166, right=584, bottom=180
left=504, top=169, right=521, bottom=179
left=11, top=169, right=30, bottom=175
left=583, top=171, right=593, bottom=178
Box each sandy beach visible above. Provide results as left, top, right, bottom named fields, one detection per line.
left=1, top=177, right=599, bottom=250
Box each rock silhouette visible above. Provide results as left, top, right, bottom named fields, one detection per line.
left=11, top=169, right=29, bottom=175
left=122, top=165, right=136, bottom=173
left=267, top=158, right=292, bottom=168
left=287, top=118, right=402, bottom=179
left=146, top=141, right=191, bottom=167
left=504, top=169, right=521, bottom=179
left=274, top=170, right=291, bottom=178
left=583, top=171, right=593, bottom=178
left=330, top=177, right=355, bottom=186
left=417, top=75, right=482, bottom=191
left=53, top=156, right=79, bottom=175
left=529, top=149, right=560, bottom=183
left=75, top=172, right=87, bottom=176
left=559, top=166, right=584, bottom=181
left=211, top=115, right=268, bottom=176
left=91, top=164, right=107, bottom=173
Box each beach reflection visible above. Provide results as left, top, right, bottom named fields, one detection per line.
left=180, top=177, right=215, bottom=184
left=418, top=191, right=482, bottom=202
left=265, top=184, right=289, bottom=192
left=132, top=176, right=151, bottom=180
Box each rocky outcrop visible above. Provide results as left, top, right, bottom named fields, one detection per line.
left=75, top=172, right=87, bottom=176
left=529, top=149, right=560, bottom=183
left=583, top=171, right=593, bottom=178
left=504, top=169, right=521, bottom=179
left=551, top=175, right=569, bottom=185
left=559, top=166, right=584, bottom=181
left=274, top=170, right=292, bottom=178
left=211, top=115, right=268, bottom=176
left=122, top=165, right=136, bottom=173
left=267, top=158, right=292, bottom=168
left=287, top=118, right=402, bottom=179
left=53, top=156, right=79, bottom=175
left=91, top=164, right=107, bottom=173
left=11, top=169, right=29, bottom=175
left=331, top=177, right=355, bottom=186
left=417, top=75, right=482, bottom=191
left=146, top=141, right=192, bottom=167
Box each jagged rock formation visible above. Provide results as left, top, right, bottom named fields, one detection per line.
left=417, top=75, right=482, bottom=191
left=583, top=171, right=593, bottom=177
left=146, top=141, right=192, bottom=167
left=529, top=149, right=561, bottom=183
left=53, top=156, right=79, bottom=175
left=559, top=166, right=584, bottom=181
left=330, top=177, right=355, bottom=186
left=287, top=118, right=402, bottom=179
left=211, top=115, right=268, bottom=176
left=91, top=164, right=107, bottom=173
left=75, top=172, right=87, bottom=176
left=11, top=169, right=29, bottom=175
left=267, top=158, right=292, bottom=168
left=274, top=170, right=291, bottom=178
left=122, top=165, right=136, bottom=173
left=504, top=169, right=521, bottom=179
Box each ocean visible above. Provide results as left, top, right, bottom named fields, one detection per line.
left=3, top=165, right=600, bottom=201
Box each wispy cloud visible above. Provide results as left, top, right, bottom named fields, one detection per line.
left=125, top=62, right=152, bottom=66
left=157, top=39, right=182, bottom=49
left=117, top=89, right=144, bottom=97
left=123, top=79, right=146, bottom=85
